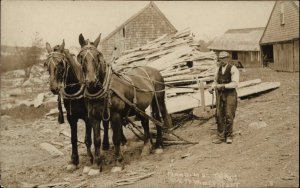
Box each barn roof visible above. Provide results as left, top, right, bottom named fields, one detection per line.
left=260, top=1, right=299, bottom=44
left=101, top=1, right=176, bottom=43
left=208, top=27, right=265, bottom=51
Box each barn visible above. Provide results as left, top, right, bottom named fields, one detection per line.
left=207, top=27, right=265, bottom=68
left=100, top=1, right=177, bottom=62
left=260, top=1, right=299, bottom=72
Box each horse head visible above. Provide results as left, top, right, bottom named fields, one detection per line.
left=77, top=33, right=106, bottom=89
left=45, top=40, right=67, bottom=94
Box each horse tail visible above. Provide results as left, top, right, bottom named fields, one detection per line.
left=151, top=94, right=173, bottom=130
left=159, top=97, right=173, bottom=130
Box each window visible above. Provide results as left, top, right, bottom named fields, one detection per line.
left=280, top=3, right=285, bottom=25
left=232, top=51, right=238, bottom=60
left=122, top=27, right=126, bottom=38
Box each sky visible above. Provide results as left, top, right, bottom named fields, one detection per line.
left=1, top=1, right=275, bottom=48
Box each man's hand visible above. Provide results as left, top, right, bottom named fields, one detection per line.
left=215, top=84, right=225, bottom=91
left=208, top=87, right=214, bottom=94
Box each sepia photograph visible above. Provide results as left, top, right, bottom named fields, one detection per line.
left=0, top=1, right=299, bottom=187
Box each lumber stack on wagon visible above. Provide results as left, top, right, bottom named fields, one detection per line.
left=113, top=29, right=281, bottom=114
left=114, top=28, right=218, bottom=98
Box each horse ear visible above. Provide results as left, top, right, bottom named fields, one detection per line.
left=77, top=54, right=82, bottom=64
left=46, top=42, right=52, bottom=53
left=94, top=33, right=101, bottom=47
left=59, top=39, right=65, bottom=53
left=79, top=33, right=85, bottom=47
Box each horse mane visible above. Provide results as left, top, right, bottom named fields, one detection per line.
left=64, top=50, right=84, bottom=83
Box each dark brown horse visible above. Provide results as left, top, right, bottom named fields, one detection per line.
left=77, top=34, right=173, bottom=171
left=45, top=40, right=110, bottom=171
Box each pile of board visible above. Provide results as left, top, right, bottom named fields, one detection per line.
left=114, top=28, right=218, bottom=97
left=114, top=28, right=281, bottom=114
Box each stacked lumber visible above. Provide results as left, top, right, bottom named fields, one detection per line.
left=114, top=29, right=281, bottom=114
left=114, top=28, right=218, bottom=98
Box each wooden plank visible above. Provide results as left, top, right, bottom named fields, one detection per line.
left=161, top=69, right=191, bottom=78
left=166, top=81, right=280, bottom=114
left=238, top=79, right=262, bottom=88
left=165, top=76, right=214, bottom=86
left=237, top=82, right=280, bottom=97
left=166, top=88, right=195, bottom=97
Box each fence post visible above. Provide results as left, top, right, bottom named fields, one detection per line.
left=199, top=80, right=206, bottom=111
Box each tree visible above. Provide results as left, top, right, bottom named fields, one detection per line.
left=15, top=32, right=44, bottom=79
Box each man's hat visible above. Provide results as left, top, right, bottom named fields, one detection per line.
left=218, top=51, right=229, bottom=59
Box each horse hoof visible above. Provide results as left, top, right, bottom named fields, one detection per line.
left=111, top=166, right=123, bottom=173
left=121, top=144, right=128, bottom=152
left=155, top=148, right=163, bottom=154
left=88, top=168, right=100, bottom=176
left=102, top=145, right=110, bottom=151
left=141, top=144, right=152, bottom=156
left=66, top=164, right=77, bottom=172
left=83, top=166, right=91, bottom=174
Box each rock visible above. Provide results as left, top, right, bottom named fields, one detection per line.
left=111, top=166, right=123, bottom=173
left=88, top=169, right=100, bottom=176
left=66, top=164, right=77, bottom=171
left=83, top=166, right=91, bottom=174
left=33, top=93, right=44, bottom=108
left=248, top=121, right=268, bottom=129
left=19, top=181, right=38, bottom=188
left=155, top=148, right=163, bottom=154
left=180, top=153, right=191, bottom=159
left=39, top=142, right=64, bottom=156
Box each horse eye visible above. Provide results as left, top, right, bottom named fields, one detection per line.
left=82, top=65, right=86, bottom=73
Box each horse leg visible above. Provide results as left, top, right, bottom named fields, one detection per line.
left=102, top=120, right=110, bottom=150
left=66, top=117, right=79, bottom=171
left=151, top=100, right=164, bottom=154
left=139, top=114, right=152, bottom=156
left=90, top=117, right=102, bottom=171
left=121, top=125, right=127, bottom=146
left=84, top=119, right=93, bottom=164
left=111, top=112, right=123, bottom=171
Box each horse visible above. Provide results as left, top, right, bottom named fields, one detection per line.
left=45, top=40, right=110, bottom=171
left=77, top=33, right=173, bottom=170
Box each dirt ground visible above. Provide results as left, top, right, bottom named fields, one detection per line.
left=0, top=67, right=299, bottom=188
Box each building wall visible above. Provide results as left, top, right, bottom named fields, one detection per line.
left=271, top=40, right=296, bottom=72
left=214, top=50, right=261, bottom=68
left=261, top=1, right=299, bottom=44
left=100, top=4, right=176, bottom=62
left=294, top=39, right=299, bottom=72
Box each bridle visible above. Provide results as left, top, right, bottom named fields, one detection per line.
left=46, top=51, right=67, bottom=83
left=46, top=51, right=84, bottom=99
left=78, top=44, right=112, bottom=99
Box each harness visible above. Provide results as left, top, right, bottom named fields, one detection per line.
left=47, top=51, right=85, bottom=120
left=79, top=44, right=165, bottom=127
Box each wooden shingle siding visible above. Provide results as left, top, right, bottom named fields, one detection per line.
left=261, top=1, right=299, bottom=44
left=294, top=39, right=299, bottom=71
left=100, top=2, right=176, bottom=62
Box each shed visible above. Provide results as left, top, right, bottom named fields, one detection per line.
left=260, top=1, right=299, bottom=72
left=208, top=27, right=265, bottom=68
left=100, top=1, right=177, bottom=62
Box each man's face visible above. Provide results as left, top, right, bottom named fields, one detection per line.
left=219, top=57, right=229, bottom=67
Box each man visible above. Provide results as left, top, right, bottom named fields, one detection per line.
left=209, top=51, right=239, bottom=144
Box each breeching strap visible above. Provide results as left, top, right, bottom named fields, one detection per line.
left=111, top=88, right=164, bottom=128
